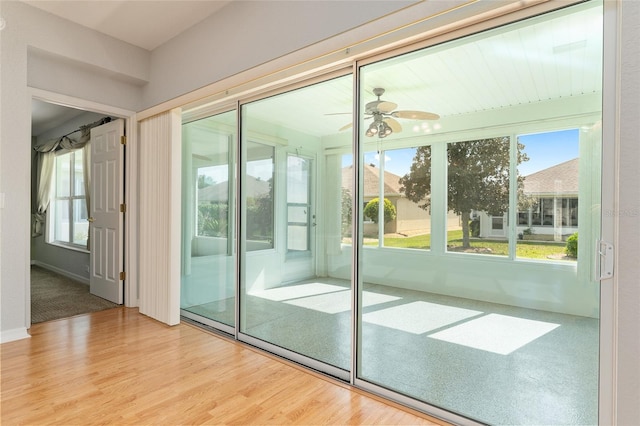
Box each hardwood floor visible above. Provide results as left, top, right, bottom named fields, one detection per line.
left=1, top=308, right=444, bottom=425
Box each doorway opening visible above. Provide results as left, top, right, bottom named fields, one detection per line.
left=29, top=96, right=131, bottom=324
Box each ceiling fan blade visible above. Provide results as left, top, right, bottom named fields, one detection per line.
left=339, top=122, right=353, bottom=131
left=392, top=110, right=440, bottom=120
left=377, top=101, right=398, bottom=113
left=383, top=117, right=402, bottom=133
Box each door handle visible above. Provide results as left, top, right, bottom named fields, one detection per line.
left=88, top=217, right=95, bottom=223
left=596, top=240, right=614, bottom=280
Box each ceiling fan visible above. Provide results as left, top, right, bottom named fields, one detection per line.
left=338, top=88, right=440, bottom=138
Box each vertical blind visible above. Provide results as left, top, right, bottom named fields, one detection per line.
left=138, top=109, right=181, bottom=326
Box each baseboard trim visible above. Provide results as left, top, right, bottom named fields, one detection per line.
left=1, top=328, right=31, bottom=343
left=31, top=261, right=89, bottom=285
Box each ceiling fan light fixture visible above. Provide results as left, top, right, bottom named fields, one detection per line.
left=366, top=121, right=379, bottom=137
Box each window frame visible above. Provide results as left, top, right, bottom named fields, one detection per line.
left=46, top=149, right=89, bottom=252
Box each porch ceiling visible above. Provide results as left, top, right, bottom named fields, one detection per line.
left=245, top=2, right=602, bottom=139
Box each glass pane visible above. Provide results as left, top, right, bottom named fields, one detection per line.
left=196, top=164, right=229, bottom=237
left=358, top=2, right=602, bottom=424
left=287, top=155, right=309, bottom=204
left=55, top=154, right=71, bottom=197
left=340, top=154, right=353, bottom=243
left=54, top=199, right=70, bottom=242
left=389, top=146, right=431, bottom=250
left=241, top=75, right=353, bottom=372
left=287, top=225, right=308, bottom=251
left=446, top=137, right=510, bottom=256
left=74, top=150, right=85, bottom=196
left=517, top=130, right=580, bottom=262
left=180, top=110, right=236, bottom=327
left=287, top=205, right=307, bottom=223
left=72, top=199, right=88, bottom=245
left=246, top=141, right=274, bottom=251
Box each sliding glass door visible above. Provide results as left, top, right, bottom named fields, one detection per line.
left=238, top=75, right=354, bottom=376
left=356, top=1, right=603, bottom=424
left=179, top=1, right=607, bottom=423
left=180, top=110, right=236, bottom=331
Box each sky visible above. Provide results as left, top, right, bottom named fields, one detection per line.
left=355, top=128, right=580, bottom=178
left=199, top=129, right=580, bottom=183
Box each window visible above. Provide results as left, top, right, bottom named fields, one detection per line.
left=49, top=150, right=88, bottom=248
left=446, top=137, right=510, bottom=255
left=246, top=141, right=275, bottom=251
left=196, top=162, right=230, bottom=238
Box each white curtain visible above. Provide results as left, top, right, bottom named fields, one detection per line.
left=32, top=152, right=55, bottom=236
left=83, top=142, right=91, bottom=248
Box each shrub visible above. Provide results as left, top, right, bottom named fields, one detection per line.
left=565, top=232, right=578, bottom=257
left=363, top=198, right=396, bottom=224
left=469, top=218, right=480, bottom=237
left=198, top=202, right=228, bottom=237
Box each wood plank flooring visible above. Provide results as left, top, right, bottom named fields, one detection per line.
left=1, top=308, right=444, bottom=425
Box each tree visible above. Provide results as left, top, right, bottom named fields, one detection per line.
left=399, top=137, right=528, bottom=248
left=197, top=174, right=215, bottom=189
left=341, top=188, right=352, bottom=237
left=363, top=197, right=397, bottom=224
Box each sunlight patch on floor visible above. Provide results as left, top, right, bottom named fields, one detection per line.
left=284, top=290, right=400, bottom=314
left=363, top=301, right=483, bottom=334
left=429, top=313, right=560, bottom=355
left=251, top=283, right=347, bottom=301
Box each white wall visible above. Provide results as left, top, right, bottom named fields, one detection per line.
left=0, top=1, right=148, bottom=341
left=142, top=0, right=417, bottom=109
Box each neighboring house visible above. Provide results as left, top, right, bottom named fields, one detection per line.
left=342, top=164, right=460, bottom=236
left=478, top=158, right=579, bottom=241
left=198, top=175, right=270, bottom=203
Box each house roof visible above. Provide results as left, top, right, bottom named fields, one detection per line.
left=523, top=158, right=578, bottom=195
left=198, top=176, right=270, bottom=202
left=342, top=164, right=404, bottom=198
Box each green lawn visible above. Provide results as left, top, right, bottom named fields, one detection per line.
left=369, top=229, right=574, bottom=261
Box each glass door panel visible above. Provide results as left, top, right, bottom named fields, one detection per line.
left=287, top=154, right=313, bottom=254
left=357, top=1, right=602, bottom=424
left=180, top=110, right=236, bottom=329
left=239, top=75, right=353, bottom=374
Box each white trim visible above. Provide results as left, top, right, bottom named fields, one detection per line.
left=598, top=0, right=620, bottom=424
left=0, top=328, right=31, bottom=344
left=28, top=88, right=138, bottom=308
left=31, top=260, right=89, bottom=285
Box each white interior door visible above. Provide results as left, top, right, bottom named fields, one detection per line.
left=89, top=119, right=124, bottom=304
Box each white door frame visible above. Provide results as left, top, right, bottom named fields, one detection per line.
left=29, top=88, right=139, bottom=313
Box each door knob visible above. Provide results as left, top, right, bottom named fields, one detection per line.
left=88, top=217, right=95, bottom=223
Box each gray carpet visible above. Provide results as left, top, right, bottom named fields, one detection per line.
left=31, top=265, right=119, bottom=323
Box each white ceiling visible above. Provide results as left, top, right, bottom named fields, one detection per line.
left=27, top=0, right=232, bottom=136
left=31, top=100, right=87, bottom=137
left=21, top=0, right=232, bottom=51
